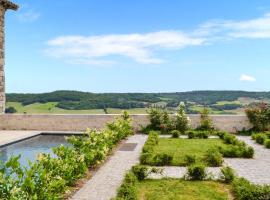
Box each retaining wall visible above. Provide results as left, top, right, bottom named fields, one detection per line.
left=0, top=114, right=252, bottom=133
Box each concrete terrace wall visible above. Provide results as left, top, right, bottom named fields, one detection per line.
left=0, top=114, right=252, bottom=133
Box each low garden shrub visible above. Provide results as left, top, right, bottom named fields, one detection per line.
left=132, top=165, right=148, bottom=181
left=116, top=172, right=137, bottom=200
left=187, top=130, right=195, bottom=138
left=186, top=163, right=207, bottom=180
left=204, top=149, right=223, bottom=167
left=232, top=177, right=270, bottom=200
left=187, top=130, right=209, bottom=139
left=264, top=139, right=270, bottom=149
left=254, top=133, right=268, bottom=144
left=152, top=153, right=173, bottom=166
left=220, top=166, right=235, bottom=183
left=252, top=132, right=270, bottom=149
left=171, top=130, right=180, bottom=138
left=218, top=132, right=254, bottom=158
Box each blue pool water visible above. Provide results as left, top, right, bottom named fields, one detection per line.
left=0, top=135, right=70, bottom=167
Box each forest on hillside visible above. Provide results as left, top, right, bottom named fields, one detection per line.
left=6, top=90, right=270, bottom=111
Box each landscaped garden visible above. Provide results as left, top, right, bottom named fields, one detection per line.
left=2, top=102, right=270, bottom=199
left=114, top=103, right=270, bottom=200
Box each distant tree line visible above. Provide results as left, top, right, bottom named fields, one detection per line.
left=6, top=90, right=270, bottom=110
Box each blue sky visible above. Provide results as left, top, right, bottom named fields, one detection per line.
left=4, top=0, right=270, bottom=93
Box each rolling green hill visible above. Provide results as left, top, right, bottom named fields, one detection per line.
left=5, top=90, right=270, bottom=114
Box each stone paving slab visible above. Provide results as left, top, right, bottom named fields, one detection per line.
left=147, top=166, right=221, bottom=180
left=0, top=130, right=84, bottom=147
left=224, top=136, right=270, bottom=185
left=71, top=134, right=148, bottom=200
left=0, top=130, right=42, bottom=147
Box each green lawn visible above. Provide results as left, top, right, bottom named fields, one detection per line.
left=152, top=138, right=228, bottom=166
left=136, top=179, right=232, bottom=200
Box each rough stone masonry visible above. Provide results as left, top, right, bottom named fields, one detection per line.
left=0, top=0, right=18, bottom=113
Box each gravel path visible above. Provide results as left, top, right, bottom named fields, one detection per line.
left=71, top=134, right=147, bottom=200
left=159, top=135, right=219, bottom=139
left=225, top=136, right=270, bottom=185
left=147, top=166, right=221, bottom=180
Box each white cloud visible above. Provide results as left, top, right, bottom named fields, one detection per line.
left=239, top=74, right=256, bottom=82
left=196, top=13, right=270, bottom=39
left=46, top=12, right=270, bottom=65
left=46, top=31, right=205, bottom=64
left=17, top=10, right=40, bottom=23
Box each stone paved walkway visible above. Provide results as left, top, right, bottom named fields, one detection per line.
left=148, top=166, right=221, bottom=180
left=225, top=136, right=270, bottom=185
left=159, top=135, right=219, bottom=139
left=71, top=134, right=148, bottom=200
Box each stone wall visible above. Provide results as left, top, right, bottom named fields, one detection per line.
left=0, top=114, right=252, bottom=133
left=0, top=6, right=5, bottom=113
left=0, top=1, right=18, bottom=113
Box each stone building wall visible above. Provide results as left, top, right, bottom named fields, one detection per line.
left=0, top=1, right=18, bottom=113
left=0, top=6, right=5, bottom=113
left=0, top=114, right=252, bottom=133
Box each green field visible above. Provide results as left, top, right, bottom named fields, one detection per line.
left=136, top=179, right=232, bottom=200
left=5, top=96, right=254, bottom=114
left=6, top=102, right=105, bottom=114
left=152, top=138, right=228, bottom=166
left=6, top=102, right=150, bottom=114
left=189, top=104, right=238, bottom=115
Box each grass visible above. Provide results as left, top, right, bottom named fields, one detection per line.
left=6, top=101, right=243, bottom=115
left=215, top=100, right=241, bottom=105
left=6, top=102, right=105, bottom=114
left=152, top=138, right=228, bottom=166
left=136, top=179, right=232, bottom=200
left=7, top=102, right=148, bottom=114
left=106, top=108, right=148, bottom=114
left=190, top=104, right=239, bottom=115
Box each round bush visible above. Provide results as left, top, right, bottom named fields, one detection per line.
left=171, top=130, right=181, bottom=138
left=223, top=134, right=237, bottom=144
left=187, top=163, right=207, bottom=180
left=242, top=147, right=254, bottom=158
left=132, top=165, right=148, bottom=181
left=264, top=139, right=270, bottom=149
left=204, top=149, right=223, bottom=167
left=197, top=131, right=209, bottom=139
left=220, top=166, right=235, bottom=183
left=255, top=133, right=267, bottom=145
left=187, top=131, right=195, bottom=139
left=153, top=153, right=173, bottom=166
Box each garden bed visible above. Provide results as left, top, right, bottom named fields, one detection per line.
left=135, top=179, right=232, bottom=200
left=150, top=138, right=227, bottom=166
left=140, top=131, right=254, bottom=167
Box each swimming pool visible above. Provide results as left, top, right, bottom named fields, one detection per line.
left=0, top=134, right=71, bottom=167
